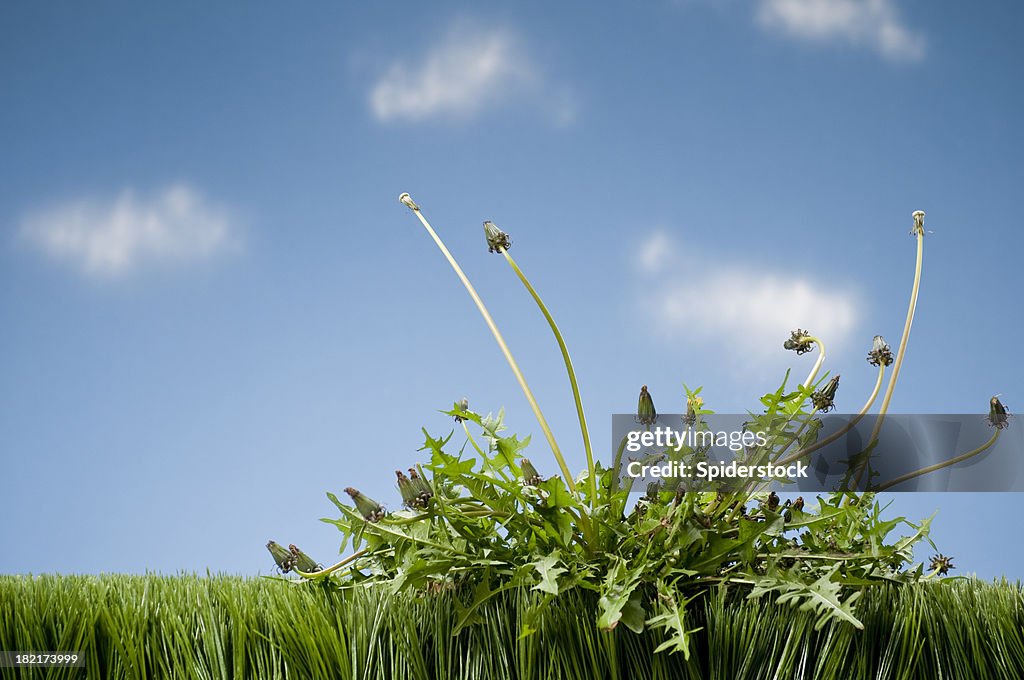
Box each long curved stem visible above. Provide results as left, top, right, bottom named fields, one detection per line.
left=870, top=229, right=925, bottom=444
left=800, top=336, right=827, bottom=391
left=399, top=195, right=576, bottom=495
left=779, top=363, right=886, bottom=466
left=852, top=226, right=925, bottom=493
left=874, top=429, right=1001, bottom=491
left=501, top=250, right=596, bottom=508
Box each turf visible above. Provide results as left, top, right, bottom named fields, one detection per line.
left=1, top=575, right=1022, bottom=679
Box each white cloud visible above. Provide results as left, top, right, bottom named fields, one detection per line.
left=369, top=21, right=574, bottom=123
left=756, top=0, right=926, bottom=61
left=637, top=231, right=676, bottom=274
left=635, top=231, right=859, bottom=368
left=20, top=184, right=237, bottom=277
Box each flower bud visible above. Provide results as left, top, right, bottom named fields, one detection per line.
left=912, top=210, right=926, bottom=236
left=266, top=540, right=294, bottom=573
left=344, top=487, right=386, bottom=522
left=406, top=468, right=433, bottom=508
left=520, top=458, right=542, bottom=486
left=867, top=335, right=894, bottom=367
left=812, top=375, right=840, bottom=413
left=396, top=470, right=418, bottom=506
left=792, top=496, right=805, bottom=512
left=784, top=329, right=814, bottom=355
left=766, top=491, right=780, bottom=512
left=987, top=396, right=1010, bottom=430
left=637, top=385, right=657, bottom=426
left=288, top=544, right=320, bottom=573
left=398, top=193, right=420, bottom=211
left=453, top=397, right=470, bottom=423
left=684, top=395, right=703, bottom=426
left=483, top=220, right=512, bottom=253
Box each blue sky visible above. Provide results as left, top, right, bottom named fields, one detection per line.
left=1, top=1, right=1021, bottom=579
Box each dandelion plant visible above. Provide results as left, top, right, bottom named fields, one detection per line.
left=265, top=198, right=1013, bottom=657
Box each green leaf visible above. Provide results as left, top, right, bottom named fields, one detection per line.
left=531, top=552, right=567, bottom=595
left=418, top=428, right=454, bottom=456
left=748, top=566, right=864, bottom=630
left=494, top=434, right=530, bottom=471
left=596, top=558, right=644, bottom=632
left=648, top=581, right=701, bottom=658
left=537, top=476, right=576, bottom=510
left=620, top=590, right=647, bottom=634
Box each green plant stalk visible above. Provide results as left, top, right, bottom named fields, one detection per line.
left=779, top=363, right=886, bottom=466
left=501, top=249, right=598, bottom=511
left=874, top=429, right=1001, bottom=491
left=462, top=420, right=488, bottom=458
left=400, top=196, right=576, bottom=495
left=855, top=227, right=925, bottom=491
left=871, top=228, right=924, bottom=443
left=293, top=549, right=368, bottom=579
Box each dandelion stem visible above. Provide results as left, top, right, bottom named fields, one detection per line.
left=462, top=421, right=487, bottom=458
left=500, top=249, right=597, bottom=508
left=853, top=215, right=926, bottom=492
left=874, top=429, right=1001, bottom=491
left=399, top=194, right=576, bottom=494
left=800, top=336, right=827, bottom=390
left=779, top=363, right=886, bottom=466
left=294, top=549, right=368, bottom=579
left=871, top=221, right=925, bottom=443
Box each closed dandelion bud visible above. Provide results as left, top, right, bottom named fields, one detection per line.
left=912, top=210, right=926, bottom=236
left=784, top=329, right=814, bottom=355
left=520, top=458, right=542, bottom=486
left=483, top=220, right=512, bottom=253
left=644, top=481, right=662, bottom=502
left=929, top=553, right=954, bottom=576
left=266, top=540, right=294, bottom=574
left=454, top=397, right=470, bottom=423
left=793, top=496, right=805, bottom=512
left=288, top=544, right=320, bottom=573
left=396, top=470, right=418, bottom=507
left=407, top=468, right=433, bottom=508
left=766, top=491, right=780, bottom=512
left=344, top=487, right=386, bottom=522
left=812, top=375, right=840, bottom=413
left=867, top=335, right=894, bottom=367
left=637, top=385, right=657, bottom=426
left=398, top=192, right=420, bottom=211
left=987, top=396, right=1010, bottom=430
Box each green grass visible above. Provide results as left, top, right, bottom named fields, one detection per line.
left=2, top=575, right=1023, bottom=679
